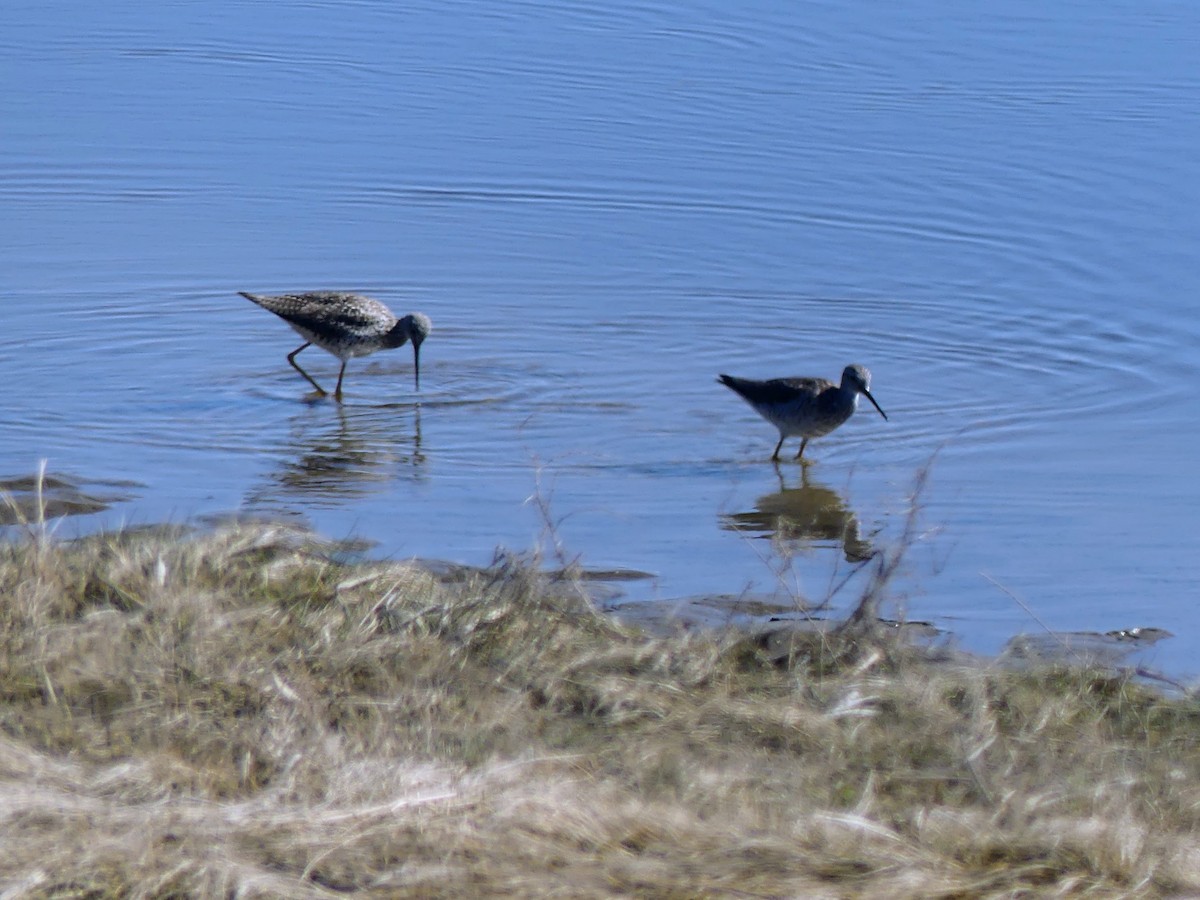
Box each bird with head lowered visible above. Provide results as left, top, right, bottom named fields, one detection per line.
left=240, top=291, right=431, bottom=398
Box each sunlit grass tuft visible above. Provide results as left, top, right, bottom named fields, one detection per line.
left=0, top=483, right=1198, bottom=895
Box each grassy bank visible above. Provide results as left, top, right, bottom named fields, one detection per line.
left=0, top=521, right=1198, bottom=898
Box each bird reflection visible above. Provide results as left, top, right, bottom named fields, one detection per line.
left=245, top=401, right=424, bottom=509
left=721, top=463, right=873, bottom=562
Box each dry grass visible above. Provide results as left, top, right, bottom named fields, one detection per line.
left=0, top=518, right=1199, bottom=898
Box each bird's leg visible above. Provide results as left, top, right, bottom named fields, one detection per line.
left=794, top=438, right=808, bottom=460
left=771, top=436, right=784, bottom=460
left=770, top=457, right=786, bottom=489
left=334, top=362, right=347, bottom=399
left=287, top=343, right=326, bottom=394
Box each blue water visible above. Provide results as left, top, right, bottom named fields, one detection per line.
left=3, top=1, right=1200, bottom=671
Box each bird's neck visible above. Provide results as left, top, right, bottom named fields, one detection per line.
left=383, top=319, right=411, bottom=348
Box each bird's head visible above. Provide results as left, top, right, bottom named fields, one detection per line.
left=844, top=364, right=887, bottom=420
left=403, top=313, right=432, bottom=389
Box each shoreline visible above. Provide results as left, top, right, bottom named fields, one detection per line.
left=0, top=520, right=1197, bottom=895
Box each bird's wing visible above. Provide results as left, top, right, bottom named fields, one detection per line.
left=721, top=375, right=829, bottom=406
left=273, top=294, right=393, bottom=337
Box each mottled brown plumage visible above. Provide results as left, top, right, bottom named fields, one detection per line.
left=241, top=291, right=431, bottom=396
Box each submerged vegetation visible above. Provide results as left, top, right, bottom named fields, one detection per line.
left=0, top=502, right=1199, bottom=897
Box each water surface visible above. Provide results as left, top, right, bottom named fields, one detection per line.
left=3, top=1, right=1199, bottom=670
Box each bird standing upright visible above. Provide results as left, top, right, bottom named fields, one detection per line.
left=718, top=364, right=887, bottom=460
left=240, top=291, right=431, bottom=397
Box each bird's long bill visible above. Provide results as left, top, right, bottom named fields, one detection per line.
left=413, top=343, right=421, bottom=390
left=863, top=389, right=888, bottom=420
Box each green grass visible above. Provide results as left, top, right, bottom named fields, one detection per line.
left=0, top=520, right=1197, bottom=897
